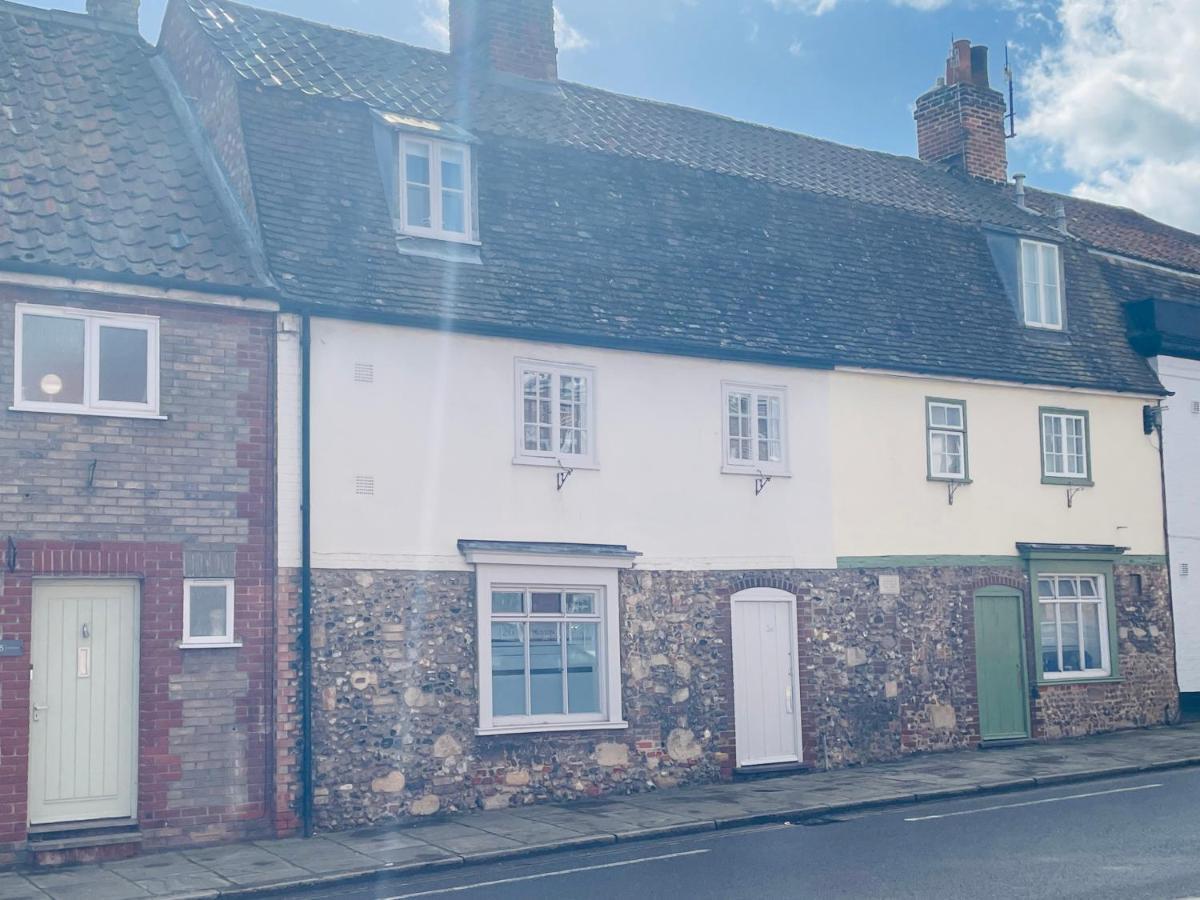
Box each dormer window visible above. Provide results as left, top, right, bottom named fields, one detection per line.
left=1020, top=240, right=1063, bottom=330
left=399, top=135, right=472, bottom=242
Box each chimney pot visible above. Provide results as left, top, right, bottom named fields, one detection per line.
left=1013, top=173, right=1026, bottom=208
left=86, top=0, right=139, bottom=28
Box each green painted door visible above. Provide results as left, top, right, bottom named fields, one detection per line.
left=974, top=589, right=1030, bottom=742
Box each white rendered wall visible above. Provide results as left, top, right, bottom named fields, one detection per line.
left=1157, top=356, right=1200, bottom=692
left=831, top=369, right=1166, bottom=559
left=307, top=319, right=836, bottom=571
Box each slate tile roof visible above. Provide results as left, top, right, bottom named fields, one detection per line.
left=0, top=2, right=265, bottom=289
left=178, top=0, right=1172, bottom=395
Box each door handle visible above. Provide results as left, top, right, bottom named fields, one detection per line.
left=31, top=704, right=47, bottom=722
left=785, top=685, right=794, bottom=715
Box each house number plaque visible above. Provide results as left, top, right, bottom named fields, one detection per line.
left=0, top=639, right=22, bottom=657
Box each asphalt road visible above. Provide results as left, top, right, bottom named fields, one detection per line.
left=282, top=767, right=1200, bottom=900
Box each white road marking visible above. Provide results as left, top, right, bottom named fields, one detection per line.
left=904, top=783, right=1163, bottom=822
left=382, top=848, right=712, bottom=898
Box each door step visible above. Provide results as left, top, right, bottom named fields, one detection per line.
left=979, top=737, right=1035, bottom=750
left=27, top=821, right=142, bottom=868
left=734, top=761, right=811, bottom=780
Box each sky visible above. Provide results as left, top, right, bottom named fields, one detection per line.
left=25, top=0, right=1200, bottom=232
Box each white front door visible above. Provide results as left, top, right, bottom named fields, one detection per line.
left=731, top=587, right=802, bottom=767
left=29, top=580, right=139, bottom=826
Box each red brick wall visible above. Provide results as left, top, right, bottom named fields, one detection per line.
left=450, top=0, right=558, bottom=81
left=0, top=285, right=282, bottom=861
left=914, top=81, right=1008, bottom=183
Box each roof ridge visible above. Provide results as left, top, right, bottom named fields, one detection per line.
left=0, top=0, right=147, bottom=41
left=187, top=0, right=444, bottom=53
left=1027, top=185, right=1200, bottom=242
left=196, top=0, right=948, bottom=179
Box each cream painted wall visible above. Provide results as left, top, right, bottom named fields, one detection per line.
left=307, top=319, right=836, bottom=571
left=830, top=369, right=1165, bottom=558
left=1156, top=355, right=1200, bottom=691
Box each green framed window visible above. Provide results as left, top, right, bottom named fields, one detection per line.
left=1022, top=548, right=1121, bottom=685
left=926, top=398, right=969, bottom=482
left=1039, top=407, right=1092, bottom=485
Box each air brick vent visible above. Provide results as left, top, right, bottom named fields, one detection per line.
left=354, top=475, right=375, bottom=496
left=354, top=363, right=375, bottom=384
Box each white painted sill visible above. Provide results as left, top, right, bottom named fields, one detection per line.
left=10, top=405, right=167, bottom=421
left=512, top=455, right=600, bottom=471
left=477, top=720, right=629, bottom=737
left=178, top=640, right=243, bottom=650
left=721, top=465, right=791, bottom=478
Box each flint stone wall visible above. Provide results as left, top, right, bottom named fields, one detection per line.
left=309, top=562, right=1176, bottom=830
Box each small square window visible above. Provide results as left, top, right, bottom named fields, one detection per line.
left=1040, top=408, right=1091, bottom=484
left=1020, top=240, right=1064, bottom=330
left=926, top=399, right=968, bottom=482
left=14, top=304, right=159, bottom=417
left=183, top=579, right=236, bottom=647
left=514, top=359, right=597, bottom=468
left=722, top=383, right=789, bottom=476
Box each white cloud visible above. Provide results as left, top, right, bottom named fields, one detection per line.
left=421, top=0, right=449, bottom=46
left=1022, top=0, right=1200, bottom=231
left=420, top=2, right=589, bottom=53
left=554, top=8, right=590, bottom=51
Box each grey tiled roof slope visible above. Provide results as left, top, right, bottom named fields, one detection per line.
left=1098, top=256, right=1200, bottom=309
left=0, top=3, right=264, bottom=288
left=185, top=0, right=1051, bottom=233
left=181, top=0, right=1165, bottom=394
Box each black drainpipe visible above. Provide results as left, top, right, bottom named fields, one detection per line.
left=300, top=314, right=315, bottom=836
left=1154, top=399, right=1182, bottom=722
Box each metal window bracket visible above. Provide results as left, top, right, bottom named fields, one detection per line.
left=755, top=471, right=772, bottom=496
left=556, top=462, right=575, bottom=492
left=947, top=480, right=963, bottom=506
left=1066, top=486, right=1086, bottom=508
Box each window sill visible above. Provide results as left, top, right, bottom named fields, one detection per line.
left=394, top=229, right=483, bottom=264
left=10, top=405, right=166, bottom=421
left=721, top=465, right=791, bottom=478
left=928, top=476, right=972, bottom=485
left=512, top=455, right=600, bottom=471
left=1041, top=477, right=1094, bottom=487
left=477, top=720, right=629, bottom=737
left=178, top=641, right=243, bottom=650
left=1038, top=675, right=1121, bottom=686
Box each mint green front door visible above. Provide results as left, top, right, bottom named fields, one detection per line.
left=974, top=589, right=1030, bottom=742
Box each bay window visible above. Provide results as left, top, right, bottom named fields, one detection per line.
left=462, top=541, right=635, bottom=735
left=1037, top=575, right=1111, bottom=678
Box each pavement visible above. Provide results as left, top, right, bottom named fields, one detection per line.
left=3, top=723, right=1199, bottom=900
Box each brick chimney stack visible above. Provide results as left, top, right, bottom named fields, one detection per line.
left=914, top=39, right=1008, bottom=183
left=450, top=0, right=558, bottom=82
left=86, top=0, right=140, bottom=29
